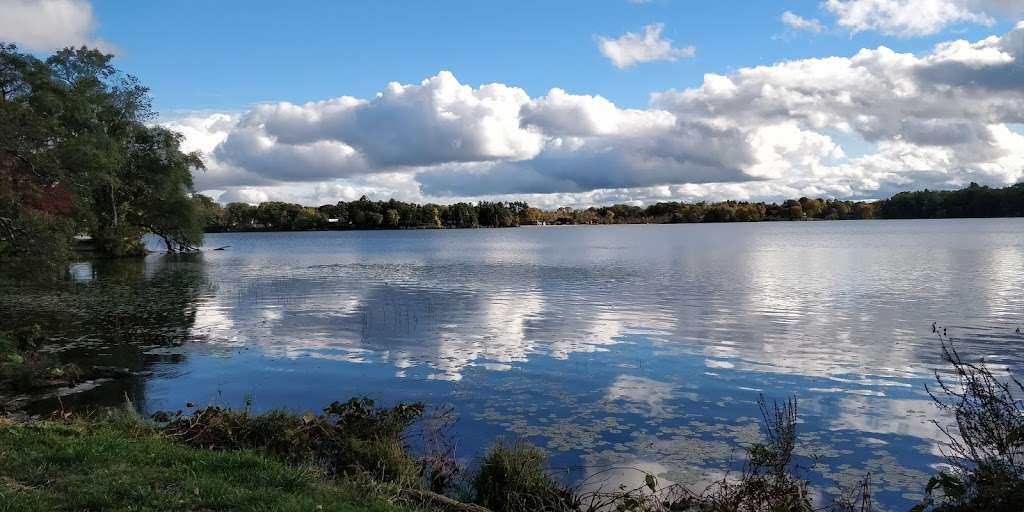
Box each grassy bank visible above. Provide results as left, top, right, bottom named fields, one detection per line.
left=0, top=414, right=434, bottom=512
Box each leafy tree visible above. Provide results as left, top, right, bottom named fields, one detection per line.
left=192, top=194, right=224, bottom=229
left=384, top=208, right=400, bottom=228
left=121, top=126, right=206, bottom=252
left=445, top=202, right=478, bottom=228
left=223, top=202, right=255, bottom=228
left=195, top=184, right=1021, bottom=234
left=878, top=183, right=1024, bottom=219
left=0, top=43, right=204, bottom=264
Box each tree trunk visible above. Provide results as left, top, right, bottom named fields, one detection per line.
left=109, top=181, right=117, bottom=228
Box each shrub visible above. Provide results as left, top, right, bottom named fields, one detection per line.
left=914, top=341, right=1024, bottom=512
left=471, top=439, right=575, bottom=512
left=162, top=397, right=424, bottom=487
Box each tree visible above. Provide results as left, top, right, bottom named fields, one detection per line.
left=445, top=202, right=478, bottom=228
left=853, top=202, right=875, bottom=220
left=224, top=202, right=256, bottom=227
left=192, top=194, right=224, bottom=229
left=122, top=126, right=206, bottom=252
left=384, top=208, right=400, bottom=228
left=0, top=43, right=204, bottom=262
left=421, top=205, right=443, bottom=229
left=292, top=208, right=321, bottom=230
left=0, top=44, right=78, bottom=268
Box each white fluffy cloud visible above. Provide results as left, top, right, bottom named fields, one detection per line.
left=597, top=23, right=695, bottom=69
left=174, top=24, right=1024, bottom=207
left=223, top=71, right=543, bottom=171
left=781, top=11, right=824, bottom=33
left=0, top=0, right=112, bottom=52
left=821, top=0, right=1024, bottom=37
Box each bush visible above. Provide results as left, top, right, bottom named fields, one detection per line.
left=914, top=341, right=1024, bottom=512
left=0, top=209, right=75, bottom=279
left=162, top=397, right=424, bottom=487
left=471, top=439, right=575, bottom=512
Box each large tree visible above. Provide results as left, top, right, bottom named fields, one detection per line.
left=0, top=43, right=204, bottom=267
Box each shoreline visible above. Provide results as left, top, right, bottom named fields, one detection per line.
left=200, top=214, right=1024, bottom=235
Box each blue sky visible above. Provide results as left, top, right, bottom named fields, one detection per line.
left=3, top=0, right=1024, bottom=207
left=90, top=0, right=1015, bottom=114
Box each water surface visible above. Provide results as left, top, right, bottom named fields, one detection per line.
left=5, top=219, right=1023, bottom=509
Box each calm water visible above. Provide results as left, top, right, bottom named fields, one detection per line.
left=5, top=219, right=1024, bottom=509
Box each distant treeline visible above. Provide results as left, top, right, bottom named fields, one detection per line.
left=202, top=182, right=1024, bottom=232
left=206, top=198, right=528, bottom=231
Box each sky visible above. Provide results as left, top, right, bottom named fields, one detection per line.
left=3, top=0, right=1024, bottom=207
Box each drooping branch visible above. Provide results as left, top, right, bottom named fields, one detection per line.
left=139, top=223, right=199, bottom=253
left=2, top=147, right=43, bottom=179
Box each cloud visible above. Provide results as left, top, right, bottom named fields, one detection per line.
left=520, top=88, right=676, bottom=137
left=651, top=27, right=1024, bottom=190
left=226, top=71, right=544, bottom=170
left=0, top=0, right=113, bottom=52
left=822, top=0, right=1002, bottom=37
left=781, top=11, right=824, bottom=33
left=173, top=24, right=1024, bottom=207
left=597, top=23, right=695, bottom=69
left=218, top=188, right=269, bottom=205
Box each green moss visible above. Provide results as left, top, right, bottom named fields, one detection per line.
left=0, top=416, right=427, bottom=512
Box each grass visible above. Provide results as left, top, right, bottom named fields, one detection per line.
left=471, top=439, right=575, bottom=512
left=0, top=414, right=430, bottom=512
left=161, top=398, right=425, bottom=487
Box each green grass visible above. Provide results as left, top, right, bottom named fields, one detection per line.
left=0, top=416, right=426, bottom=512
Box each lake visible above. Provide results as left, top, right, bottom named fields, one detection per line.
left=5, top=219, right=1024, bottom=509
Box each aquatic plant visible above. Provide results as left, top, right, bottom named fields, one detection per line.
left=417, top=404, right=463, bottom=495
left=913, top=339, right=1024, bottom=511
left=575, top=396, right=873, bottom=512
left=470, top=439, right=576, bottom=512
left=0, top=325, right=87, bottom=395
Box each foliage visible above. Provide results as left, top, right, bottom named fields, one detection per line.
left=667, top=397, right=816, bottom=512
left=914, top=339, right=1024, bottom=512
left=211, top=196, right=522, bottom=231
left=417, top=404, right=462, bottom=495
left=162, top=397, right=426, bottom=487
left=879, top=183, right=1024, bottom=219
left=0, top=414, right=429, bottom=512
left=203, top=182, right=1024, bottom=233
left=471, top=439, right=576, bottom=512
left=0, top=42, right=204, bottom=267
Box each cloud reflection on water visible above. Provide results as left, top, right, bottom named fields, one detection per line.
left=154, top=221, right=1024, bottom=508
